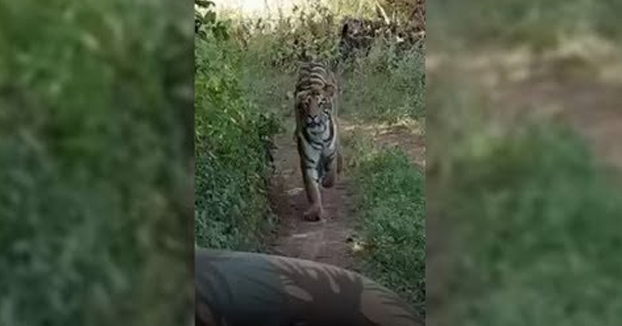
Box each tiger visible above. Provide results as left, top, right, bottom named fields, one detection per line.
left=338, top=15, right=426, bottom=64
left=338, top=17, right=377, bottom=62
left=293, top=61, right=342, bottom=221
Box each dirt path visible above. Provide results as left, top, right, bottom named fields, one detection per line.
left=266, top=117, right=424, bottom=270
left=267, top=125, right=358, bottom=270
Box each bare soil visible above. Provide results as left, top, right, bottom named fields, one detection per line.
left=267, top=127, right=358, bottom=269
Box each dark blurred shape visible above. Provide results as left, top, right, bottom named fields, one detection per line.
left=195, top=248, right=423, bottom=326
left=0, top=0, right=194, bottom=325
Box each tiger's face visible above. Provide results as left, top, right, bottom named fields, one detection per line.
left=298, top=88, right=335, bottom=134
left=341, top=18, right=375, bottom=46
left=342, top=18, right=366, bottom=39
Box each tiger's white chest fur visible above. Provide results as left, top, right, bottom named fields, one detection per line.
left=305, top=118, right=336, bottom=155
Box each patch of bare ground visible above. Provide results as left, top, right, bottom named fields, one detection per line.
left=267, top=124, right=358, bottom=269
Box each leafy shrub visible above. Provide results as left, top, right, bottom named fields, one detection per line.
left=0, top=0, right=192, bottom=325
left=194, top=7, right=281, bottom=250
left=195, top=0, right=229, bottom=41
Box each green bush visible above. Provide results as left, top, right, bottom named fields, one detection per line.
left=354, top=148, right=426, bottom=314
left=194, top=7, right=281, bottom=251
left=0, top=0, right=192, bottom=325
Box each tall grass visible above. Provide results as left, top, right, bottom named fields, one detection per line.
left=351, top=144, right=426, bottom=315
left=342, top=44, right=425, bottom=122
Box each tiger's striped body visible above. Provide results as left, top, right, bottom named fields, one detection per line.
left=294, top=61, right=342, bottom=221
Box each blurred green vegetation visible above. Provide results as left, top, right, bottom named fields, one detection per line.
left=350, top=143, right=425, bottom=314
left=429, top=0, right=622, bottom=50
left=0, top=0, right=193, bottom=326
left=428, top=79, right=622, bottom=325
left=428, top=1, right=622, bottom=324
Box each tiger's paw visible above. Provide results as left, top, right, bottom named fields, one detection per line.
left=321, top=170, right=336, bottom=188
left=303, top=205, right=324, bottom=222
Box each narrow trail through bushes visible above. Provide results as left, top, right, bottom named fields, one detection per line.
left=267, top=127, right=358, bottom=269
left=266, top=118, right=424, bottom=270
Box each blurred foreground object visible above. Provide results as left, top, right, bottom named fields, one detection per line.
left=195, top=248, right=423, bottom=326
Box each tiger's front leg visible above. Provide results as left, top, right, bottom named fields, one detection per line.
left=321, top=151, right=338, bottom=189
left=298, top=140, right=324, bottom=222
left=322, top=121, right=340, bottom=188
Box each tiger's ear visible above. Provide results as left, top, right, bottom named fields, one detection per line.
left=324, top=83, right=336, bottom=97
left=341, top=21, right=349, bottom=37
left=294, top=92, right=306, bottom=104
